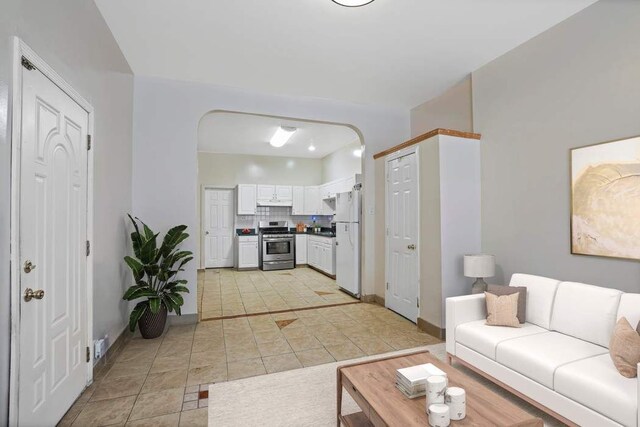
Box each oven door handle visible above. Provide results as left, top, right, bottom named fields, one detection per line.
left=263, top=238, right=292, bottom=243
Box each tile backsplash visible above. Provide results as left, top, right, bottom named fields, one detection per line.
left=235, top=206, right=333, bottom=229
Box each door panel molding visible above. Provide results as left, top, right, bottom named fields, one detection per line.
left=384, top=146, right=420, bottom=322
left=200, top=185, right=235, bottom=269
left=9, top=37, right=95, bottom=426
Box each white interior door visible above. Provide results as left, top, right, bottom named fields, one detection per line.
left=19, top=62, right=89, bottom=426
left=385, top=152, right=419, bottom=322
left=204, top=189, right=234, bottom=268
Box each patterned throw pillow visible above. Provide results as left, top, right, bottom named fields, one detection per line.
left=487, top=284, right=527, bottom=324
left=485, top=292, right=521, bottom=328
left=609, top=317, right=640, bottom=378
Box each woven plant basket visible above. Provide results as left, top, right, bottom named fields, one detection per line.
left=138, top=305, right=168, bottom=339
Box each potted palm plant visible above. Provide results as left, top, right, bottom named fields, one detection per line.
left=123, top=215, right=193, bottom=339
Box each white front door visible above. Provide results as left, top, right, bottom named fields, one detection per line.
left=204, top=189, right=234, bottom=268
left=19, top=62, right=89, bottom=426
left=385, top=152, right=419, bottom=322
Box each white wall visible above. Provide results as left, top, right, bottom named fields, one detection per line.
left=321, top=141, right=362, bottom=183
left=473, top=0, right=640, bottom=291
left=133, top=76, right=410, bottom=314
left=0, top=0, right=134, bottom=423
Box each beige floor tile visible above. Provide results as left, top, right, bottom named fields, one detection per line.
left=150, top=354, right=187, bottom=374
left=186, top=364, right=227, bottom=386
left=189, top=350, right=226, bottom=369
left=106, top=360, right=152, bottom=380
left=227, top=358, right=266, bottom=380
left=256, top=338, right=293, bottom=357
left=72, top=395, right=136, bottom=426
left=156, top=342, right=192, bottom=358
left=314, top=331, right=350, bottom=346
left=251, top=328, right=283, bottom=343
left=141, top=368, right=188, bottom=394
left=353, top=337, right=395, bottom=355
left=325, top=341, right=366, bottom=361
left=295, top=348, right=335, bottom=367
left=225, top=342, right=261, bottom=362
left=129, top=388, right=184, bottom=421
left=90, top=374, right=146, bottom=402
left=262, top=353, right=303, bottom=374
left=191, top=337, right=225, bottom=354
left=178, top=408, right=208, bottom=427
left=286, top=335, right=323, bottom=352
left=125, top=412, right=180, bottom=427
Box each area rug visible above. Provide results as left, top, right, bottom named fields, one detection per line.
left=208, top=343, right=560, bottom=427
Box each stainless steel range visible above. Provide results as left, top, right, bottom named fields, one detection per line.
left=258, top=221, right=295, bottom=271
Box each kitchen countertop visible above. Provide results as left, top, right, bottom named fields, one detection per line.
left=235, top=229, right=257, bottom=236
left=290, top=229, right=336, bottom=238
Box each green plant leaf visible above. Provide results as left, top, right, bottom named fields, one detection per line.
left=143, top=264, right=160, bottom=277
left=149, top=297, right=161, bottom=314
left=124, top=256, right=144, bottom=280
left=165, top=292, right=184, bottom=309
left=159, top=225, right=188, bottom=258
left=141, top=221, right=155, bottom=240
left=167, top=285, right=189, bottom=294
left=138, top=233, right=159, bottom=264
left=129, top=302, right=148, bottom=332
left=123, top=287, right=158, bottom=301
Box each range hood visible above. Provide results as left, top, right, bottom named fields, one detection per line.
left=257, top=199, right=293, bottom=207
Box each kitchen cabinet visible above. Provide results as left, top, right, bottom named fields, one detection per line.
left=307, top=235, right=335, bottom=276
left=257, top=184, right=292, bottom=206
left=295, top=234, right=307, bottom=265
left=291, top=186, right=304, bottom=215
left=236, top=184, right=257, bottom=215
left=236, top=235, right=259, bottom=269
left=303, top=186, right=320, bottom=215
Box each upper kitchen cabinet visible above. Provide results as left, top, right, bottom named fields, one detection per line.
left=303, top=186, right=320, bottom=215
left=257, top=184, right=293, bottom=206
left=237, top=184, right=257, bottom=215
left=291, top=186, right=304, bottom=215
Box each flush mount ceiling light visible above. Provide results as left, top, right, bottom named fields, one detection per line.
left=308, top=144, right=316, bottom=152
left=270, top=126, right=297, bottom=148
left=331, top=0, right=375, bottom=7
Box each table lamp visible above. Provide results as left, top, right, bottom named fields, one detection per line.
left=464, top=254, right=495, bottom=294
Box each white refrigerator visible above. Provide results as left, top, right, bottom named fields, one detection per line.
left=335, top=189, right=361, bottom=297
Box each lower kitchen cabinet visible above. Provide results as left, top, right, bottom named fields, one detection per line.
left=307, top=235, right=335, bottom=276
left=295, top=234, right=307, bottom=265
left=236, top=235, right=259, bottom=269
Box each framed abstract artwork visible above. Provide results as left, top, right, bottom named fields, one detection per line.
left=571, top=135, right=640, bottom=260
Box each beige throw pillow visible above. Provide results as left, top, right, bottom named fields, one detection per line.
left=609, top=317, right=640, bottom=378
left=485, top=292, right=521, bottom=328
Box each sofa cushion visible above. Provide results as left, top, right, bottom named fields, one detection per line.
left=555, top=354, right=638, bottom=427
left=456, top=320, right=547, bottom=360
left=509, top=274, right=560, bottom=329
left=496, top=332, right=608, bottom=389
left=550, top=282, right=622, bottom=348
left=618, top=293, right=640, bottom=330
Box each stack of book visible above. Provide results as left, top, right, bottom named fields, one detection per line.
left=396, top=363, right=447, bottom=398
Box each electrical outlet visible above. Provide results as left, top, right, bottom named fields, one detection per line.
left=94, top=339, right=104, bottom=359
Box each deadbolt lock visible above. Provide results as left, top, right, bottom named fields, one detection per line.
left=407, top=244, right=416, bottom=250
left=23, top=260, right=36, bottom=273
left=24, top=288, right=45, bottom=302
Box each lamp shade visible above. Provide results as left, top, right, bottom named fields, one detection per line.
left=464, top=255, right=495, bottom=278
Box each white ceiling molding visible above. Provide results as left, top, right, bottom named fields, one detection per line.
left=96, top=0, right=597, bottom=108
left=197, top=111, right=360, bottom=158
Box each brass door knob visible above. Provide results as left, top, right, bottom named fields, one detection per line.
left=24, top=260, right=36, bottom=273
left=24, top=288, right=45, bottom=302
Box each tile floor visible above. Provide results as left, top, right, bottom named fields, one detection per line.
left=198, top=267, right=359, bottom=319
left=60, top=269, right=440, bottom=426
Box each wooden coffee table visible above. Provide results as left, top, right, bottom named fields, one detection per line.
left=337, top=351, right=543, bottom=427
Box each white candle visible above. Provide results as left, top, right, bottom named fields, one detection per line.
left=426, top=375, right=447, bottom=407
left=428, top=403, right=450, bottom=427
left=445, top=387, right=466, bottom=420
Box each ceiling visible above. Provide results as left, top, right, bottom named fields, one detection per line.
left=95, top=0, right=597, bottom=108
left=197, top=112, right=360, bottom=158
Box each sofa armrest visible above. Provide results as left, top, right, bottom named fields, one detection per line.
left=446, top=294, right=487, bottom=356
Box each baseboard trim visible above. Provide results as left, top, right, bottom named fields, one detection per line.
left=169, top=313, right=198, bottom=325
left=361, top=294, right=385, bottom=306
left=417, top=317, right=446, bottom=340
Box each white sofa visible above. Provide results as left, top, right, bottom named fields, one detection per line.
left=446, top=273, right=640, bottom=427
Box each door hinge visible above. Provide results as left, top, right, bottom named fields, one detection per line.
left=386, top=282, right=389, bottom=290
left=21, top=56, right=35, bottom=71
left=87, top=135, right=92, bottom=150
left=417, top=297, right=420, bottom=308
left=86, top=240, right=90, bottom=256
left=86, top=346, right=90, bottom=363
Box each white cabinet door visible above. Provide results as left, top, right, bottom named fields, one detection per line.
left=237, top=184, right=257, bottom=215
left=308, top=240, right=319, bottom=268
left=238, top=236, right=259, bottom=269
left=304, top=186, right=320, bottom=215
left=276, top=185, right=292, bottom=202
left=295, top=234, right=307, bottom=265
left=292, top=186, right=304, bottom=215
left=257, top=185, right=276, bottom=202
left=319, top=183, right=330, bottom=200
